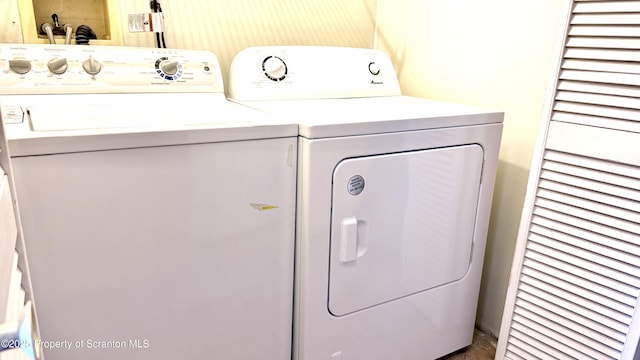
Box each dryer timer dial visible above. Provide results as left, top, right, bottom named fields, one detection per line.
left=262, top=56, right=287, bottom=81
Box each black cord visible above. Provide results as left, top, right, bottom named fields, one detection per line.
left=150, top=0, right=159, bottom=12
left=150, top=0, right=166, bottom=48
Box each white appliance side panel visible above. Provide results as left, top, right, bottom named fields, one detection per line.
left=328, top=145, right=484, bottom=316
left=11, top=137, right=297, bottom=360
left=0, top=173, right=18, bottom=323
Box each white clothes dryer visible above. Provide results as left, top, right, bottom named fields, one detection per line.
left=0, top=44, right=297, bottom=360
left=229, top=46, right=504, bottom=360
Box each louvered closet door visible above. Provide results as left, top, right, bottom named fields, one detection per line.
left=496, top=1, right=640, bottom=360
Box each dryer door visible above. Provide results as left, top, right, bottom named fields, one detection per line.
left=328, top=144, right=484, bottom=316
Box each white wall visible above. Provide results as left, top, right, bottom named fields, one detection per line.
left=374, top=0, right=567, bottom=336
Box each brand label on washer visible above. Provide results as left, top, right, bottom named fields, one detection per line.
left=347, top=175, right=365, bottom=196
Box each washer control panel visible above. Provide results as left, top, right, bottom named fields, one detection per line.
left=228, top=46, right=401, bottom=101
left=0, top=44, right=222, bottom=94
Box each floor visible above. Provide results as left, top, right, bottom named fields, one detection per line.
left=438, top=329, right=497, bottom=360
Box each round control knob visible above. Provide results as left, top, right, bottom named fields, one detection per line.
left=48, top=57, right=68, bottom=75
left=160, top=60, right=179, bottom=76
left=368, top=62, right=381, bottom=76
left=262, top=56, right=287, bottom=81
left=82, top=56, right=102, bottom=75
left=9, top=58, right=32, bottom=75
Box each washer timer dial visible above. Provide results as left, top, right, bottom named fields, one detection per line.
left=155, top=57, right=183, bottom=80
left=262, top=56, right=287, bottom=81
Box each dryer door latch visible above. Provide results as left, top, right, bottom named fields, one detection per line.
left=340, top=217, right=358, bottom=264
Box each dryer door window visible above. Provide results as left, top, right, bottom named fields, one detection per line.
left=328, top=144, right=484, bottom=316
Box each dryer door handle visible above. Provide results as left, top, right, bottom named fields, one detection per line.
left=340, top=217, right=358, bottom=264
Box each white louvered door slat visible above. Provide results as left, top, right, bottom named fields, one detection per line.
left=564, top=48, right=640, bottom=62
left=566, top=37, right=640, bottom=49
left=537, top=188, right=639, bottom=222
left=521, top=266, right=635, bottom=316
left=557, top=81, right=640, bottom=98
left=497, top=1, right=640, bottom=358
left=528, top=233, right=640, bottom=289
left=504, top=349, right=529, bottom=360
left=560, top=69, right=640, bottom=87
left=573, top=1, right=640, bottom=12
left=510, top=322, right=580, bottom=359
left=516, top=296, right=626, bottom=353
left=562, top=59, right=640, bottom=74
left=572, top=14, right=640, bottom=25
left=538, top=175, right=637, bottom=202
left=534, top=198, right=640, bottom=234
left=569, top=26, right=640, bottom=37
left=554, top=100, right=640, bottom=121
left=508, top=328, right=561, bottom=360
left=530, top=224, right=640, bottom=271
left=556, top=90, right=640, bottom=109
left=533, top=207, right=639, bottom=246
left=523, top=253, right=637, bottom=308
left=538, top=179, right=640, bottom=213
left=531, top=216, right=640, bottom=262
left=520, top=273, right=634, bottom=323
left=539, top=167, right=639, bottom=195
left=519, top=282, right=630, bottom=333
left=544, top=151, right=640, bottom=177
left=551, top=112, right=640, bottom=134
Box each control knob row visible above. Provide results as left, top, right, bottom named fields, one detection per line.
left=7, top=57, right=103, bottom=75
left=260, top=56, right=383, bottom=81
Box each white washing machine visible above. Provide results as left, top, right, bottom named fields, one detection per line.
left=0, top=44, right=297, bottom=360
left=229, top=46, right=504, bottom=360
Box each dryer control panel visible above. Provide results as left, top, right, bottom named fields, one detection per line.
left=0, top=44, right=222, bottom=94
left=228, top=46, right=402, bottom=101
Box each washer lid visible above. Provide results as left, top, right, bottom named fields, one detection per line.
left=237, top=95, right=503, bottom=139
left=3, top=94, right=297, bottom=156
left=27, top=104, right=249, bottom=132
